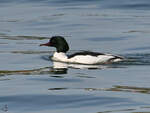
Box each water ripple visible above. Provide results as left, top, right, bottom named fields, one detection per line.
left=0, top=35, right=49, bottom=40
left=83, top=85, right=150, bottom=95
left=0, top=94, right=136, bottom=111
left=118, top=53, right=150, bottom=66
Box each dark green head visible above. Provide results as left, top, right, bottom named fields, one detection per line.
left=40, top=36, right=69, bottom=53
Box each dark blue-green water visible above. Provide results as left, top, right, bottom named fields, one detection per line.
left=0, top=0, right=150, bottom=113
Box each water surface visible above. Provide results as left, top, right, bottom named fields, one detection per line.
left=0, top=0, right=150, bottom=113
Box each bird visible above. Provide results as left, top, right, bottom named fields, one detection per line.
left=40, top=36, right=124, bottom=64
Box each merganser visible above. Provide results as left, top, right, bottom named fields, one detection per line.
left=40, top=36, right=124, bottom=64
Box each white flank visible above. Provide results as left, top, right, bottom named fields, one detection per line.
left=51, top=52, right=123, bottom=64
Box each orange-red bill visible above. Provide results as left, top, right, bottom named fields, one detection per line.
left=40, top=42, right=52, bottom=46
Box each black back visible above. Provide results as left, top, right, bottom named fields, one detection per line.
left=68, top=51, right=105, bottom=58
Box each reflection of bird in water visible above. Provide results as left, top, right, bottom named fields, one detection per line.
left=51, top=61, right=110, bottom=74
left=52, top=61, right=107, bottom=69
left=40, top=36, right=124, bottom=65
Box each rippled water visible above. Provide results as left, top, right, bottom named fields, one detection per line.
left=0, top=0, right=150, bottom=113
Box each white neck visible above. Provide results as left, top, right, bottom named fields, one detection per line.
left=52, top=52, right=68, bottom=62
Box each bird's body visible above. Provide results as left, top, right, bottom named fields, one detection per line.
left=40, top=36, right=124, bottom=64
left=52, top=51, right=123, bottom=64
